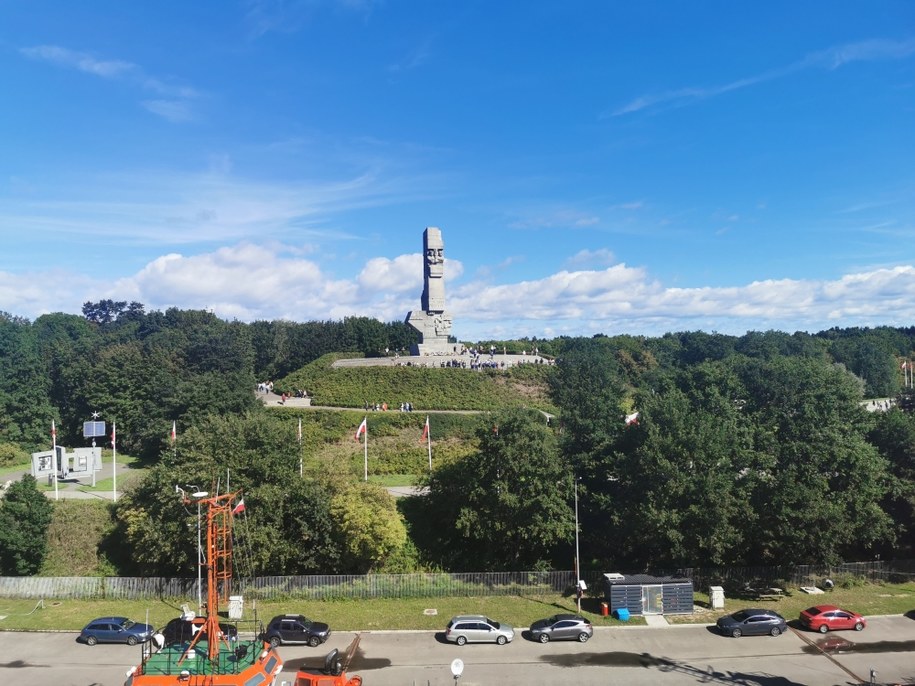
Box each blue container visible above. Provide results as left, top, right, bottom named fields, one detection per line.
left=614, top=608, right=630, bottom=621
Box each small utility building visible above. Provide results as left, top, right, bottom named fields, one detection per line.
left=603, top=573, right=693, bottom=616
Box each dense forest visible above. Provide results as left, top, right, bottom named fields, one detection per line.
left=0, top=301, right=913, bottom=578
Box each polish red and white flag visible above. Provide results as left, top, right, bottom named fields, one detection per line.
left=355, top=417, right=367, bottom=441
left=421, top=416, right=430, bottom=443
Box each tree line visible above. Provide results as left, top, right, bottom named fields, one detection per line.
left=0, top=304, right=913, bottom=576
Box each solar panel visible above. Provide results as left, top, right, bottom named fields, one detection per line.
left=83, top=421, right=107, bottom=437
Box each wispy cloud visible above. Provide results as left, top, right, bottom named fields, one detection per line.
left=0, top=167, right=423, bottom=247
left=19, top=45, right=135, bottom=78
left=244, top=0, right=378, bottom=39
left=808, top=37, right=915, bottom=69
left=508, top=208, right=601, bottom=230
left=610, top=37, right=915, bottom=117
left=244, top=0, right=312, bottom=38
left=388, top=36, right=435, bottom=73
left=141, top=100, right=195, bottom=123
left=20, top=44, right=200, bottom=122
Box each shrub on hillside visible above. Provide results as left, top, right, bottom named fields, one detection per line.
left=0, top=442, right=28, bottom=468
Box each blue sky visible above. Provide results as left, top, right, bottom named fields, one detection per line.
left=1, top=1, right=913, bottom=341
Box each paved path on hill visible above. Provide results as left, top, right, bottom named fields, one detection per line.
left=259, top=391, right=487, bottom=414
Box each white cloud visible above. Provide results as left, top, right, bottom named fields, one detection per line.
left=358, top=254, right=423, bottom=293
left=3, top=242, right=914, bottom=341
left=565, top=248, right=616, bottom=268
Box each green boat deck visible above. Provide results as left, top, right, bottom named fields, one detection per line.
left=137, top=639, right=266, bottom=676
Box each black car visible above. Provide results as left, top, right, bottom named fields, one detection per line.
left=161, top=617, right=238, bottom=645
left=262, top=614, right=331, bottom=647
left=528, top=614, right=593, bottom=643
left=716, top=608, right=788, bottom=638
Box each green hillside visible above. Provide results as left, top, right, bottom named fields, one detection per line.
left=275, top=407, right=486, bottom=480
left=277, top=353, right=557, bottom=412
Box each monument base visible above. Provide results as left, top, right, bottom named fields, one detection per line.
left=406, top=309, right=453, bottom=355
left=411, top=339, right=456, bottom=356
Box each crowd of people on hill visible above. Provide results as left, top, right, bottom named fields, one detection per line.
left=363, top=401, right=415, bottom=412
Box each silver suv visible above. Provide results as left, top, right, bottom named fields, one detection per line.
left=445, top=615, right=514, bottom=645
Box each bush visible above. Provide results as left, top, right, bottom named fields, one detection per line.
left=833, top=573, right=870, bottom=589
left=0, top=442, right=28, bottom=469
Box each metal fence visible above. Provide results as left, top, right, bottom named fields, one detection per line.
left=0, top=571, right=576, bottom=601
left=0, top=562, right=910, bottom=601
left=662, top=560, right=915, bottom=593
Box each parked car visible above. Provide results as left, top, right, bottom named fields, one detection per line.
left=716, top=608, right=788, bottom=637
left=262, top=614, right=331, bottom=647
left=799, top=605, right=866, bottom=633
left=445, top=615, right=514, bottom=645
left=80, top=616, right=154, bottom=646
left=160, top=617, right=238, bottom=645
left=528, top=614, right=593, bottom=643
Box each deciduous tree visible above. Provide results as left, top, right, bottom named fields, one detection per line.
left=0, top=475, right=54, bottom=575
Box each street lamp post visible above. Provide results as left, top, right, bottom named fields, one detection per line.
left=574, top=476, right=581, bottom=613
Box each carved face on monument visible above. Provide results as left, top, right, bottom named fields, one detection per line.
left=426, top=248, right=444, bottom=277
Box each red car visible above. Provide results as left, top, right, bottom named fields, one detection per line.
left=799, top=605, right=866, bottom=633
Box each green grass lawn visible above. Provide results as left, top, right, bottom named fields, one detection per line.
left=0, top=594, right=614, bottom=633
left=367, top=474, right=422, bottom=488
left=1, top=582, right=912, bottom=634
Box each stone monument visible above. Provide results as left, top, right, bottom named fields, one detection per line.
left=406, top=227, right=454, bottom=355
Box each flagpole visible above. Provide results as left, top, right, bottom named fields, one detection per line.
left=298, top=418, right=303, bottom=478
left=364, top=422, right=368, bottom=482
left=426, top=420, right=432, bottom=472
left=111, top=422, right=117, bottom=502
left=51, top=420, right=59, bottom=501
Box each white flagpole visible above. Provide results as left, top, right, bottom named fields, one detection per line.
left=51, top=420, right=59, bottom=501
left=111, top=422, right=117, bottom=502
left=363, top=420, right=368, bottom=482
left=426, top=419, right=432, bottom=472
left=298, top=418, right=303, bottom=478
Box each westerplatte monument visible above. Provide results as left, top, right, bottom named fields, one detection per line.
left=405, top=227, right=454, bottom=355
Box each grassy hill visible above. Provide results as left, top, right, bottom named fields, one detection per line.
left=277, top=353, right=557, bottom=412
left=22, top=354, right=558, bottom=577
left=292, top=408, right=487, bottom=480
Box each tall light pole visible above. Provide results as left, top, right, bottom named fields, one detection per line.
left=574, top=476, right=581, bottom=613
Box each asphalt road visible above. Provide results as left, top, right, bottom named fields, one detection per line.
left=1, top=615, right=913, bottom=686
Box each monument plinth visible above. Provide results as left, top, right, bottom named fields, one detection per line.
left=406, top=227, right=454, bottom=355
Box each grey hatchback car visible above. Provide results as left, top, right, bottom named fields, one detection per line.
left=529, top=614, right=593, bottom=643
left=445, top=615, right=514, bottom=645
